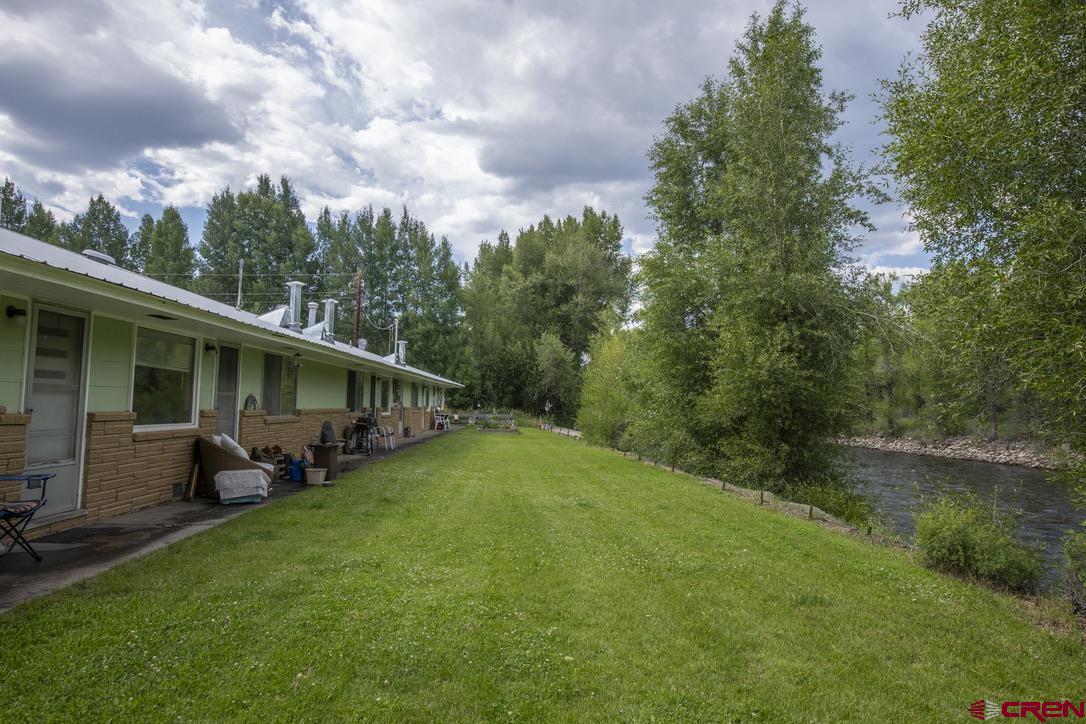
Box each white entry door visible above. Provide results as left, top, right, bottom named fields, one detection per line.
left=24, top=308, right=87, bottom=517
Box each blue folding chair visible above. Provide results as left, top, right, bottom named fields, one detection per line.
left=0, top=473, right=54, bottom=562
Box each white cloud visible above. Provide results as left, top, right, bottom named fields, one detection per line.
left=867, top=265, right=928, bottom=279
left=0, top=0, right=930, bottom=270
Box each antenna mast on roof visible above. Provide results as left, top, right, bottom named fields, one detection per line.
left=235, top=259, right=244, bottom=309
left=353, top=270, right=362, bottom=347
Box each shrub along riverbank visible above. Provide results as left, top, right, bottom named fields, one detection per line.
left=1, top=428, right=1083, bottom=720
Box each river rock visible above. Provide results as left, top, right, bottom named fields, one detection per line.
left=838, top=433, right=1070, bottom=470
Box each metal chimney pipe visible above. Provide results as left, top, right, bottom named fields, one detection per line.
left=285, top=281, right=305, bottom=329
left=306, top=301, right=318, bottom=328
left=396, top=339, right=407, bottom=365
left=322, top=298, right=337, bottom=337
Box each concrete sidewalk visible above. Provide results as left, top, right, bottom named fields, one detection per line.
left=0, top=427, right=457, bottom=613
left=0, top=485, right=306, bottom=613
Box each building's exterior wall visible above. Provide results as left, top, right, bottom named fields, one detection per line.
left=237, top=403, right=435, bottom=455
left=1, top=281, right=455, bottom=540
left=0, top=294, right=27, bottom=410
left=238, top=407, right=353, bottom=453
left=297, top=361, right=347, bottom=409
left=199, top=338, right=217, bottom=410
left=402, top=406, right=432, bottom=435
left=0, top=413, right=30, bottom=502
left=87, top=315, right=133, bottom=412
left=239, top=346, right=264, bottom=406
left=81, top=409, right=217, bottom=523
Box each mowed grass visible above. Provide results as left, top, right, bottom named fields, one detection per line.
left=1, top=429, right=1083, bottom=722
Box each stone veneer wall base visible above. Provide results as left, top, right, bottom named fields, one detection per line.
left=14, top=405, right=438, bottom=540
left=0, top=413, right=30, bottom=502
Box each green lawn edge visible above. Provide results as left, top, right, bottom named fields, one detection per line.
left=1, top=428, right=1082, bottom=722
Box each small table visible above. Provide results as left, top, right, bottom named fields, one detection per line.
left=0, top=473, right=54, bottom=562
left=309, top=443, right=343, bottom=482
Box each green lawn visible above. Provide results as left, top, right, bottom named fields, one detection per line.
left=2, top=429, right=1082, bottom=721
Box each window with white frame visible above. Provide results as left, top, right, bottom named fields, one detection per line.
left=133, top=328, right=196, bottom=426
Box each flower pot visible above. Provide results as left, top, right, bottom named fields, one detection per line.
left=305, top=467, right=327, bottom=486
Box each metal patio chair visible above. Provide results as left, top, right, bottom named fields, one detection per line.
left=375, top=425, right=396, bottom=452
left=0, top=472, right=54, bottom=562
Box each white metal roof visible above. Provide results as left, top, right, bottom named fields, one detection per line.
left=0, top=227, right=462, bottom=388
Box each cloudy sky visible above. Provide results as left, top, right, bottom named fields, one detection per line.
left=0, top=0, right=928, bottom=276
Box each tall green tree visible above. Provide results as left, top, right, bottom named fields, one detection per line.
left=23, top=201, right=58, bottom=244
left=852, top=275, right=923, bottom=437
left=197, top=188, right=242, bottom=303
left=530, top=332, right=578, bottom=421
left=145, top=206, right=195, bottom=288
left=357, top=207, right=399, bottom=351
left=400, top=231, right=463, bottom=377
left=197, top=176, right=315, bottom=311
left=57, top=195, right=133, bottom=268
left=577, top=330, right=641, bottom=448
left=1, top=178, right=57, bottom=244
left=131, top=214, right=155, bottom=274
left=640, top=1, right=880, bottom=486
left=313, top=207, right=353, bottom=313
left=881, top=0, right=1086, bottom=444
left=307, top=203, right=464, bottom=376
left=458, top=208, right=632, bottom=418
left=881, top=0, right=1086, bottom=604
left=1, top=178, right=27, bottom=232
left=238, top=175, right=315, bottom=309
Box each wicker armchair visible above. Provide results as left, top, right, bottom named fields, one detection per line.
left=197, top=436, right=271, bottom=501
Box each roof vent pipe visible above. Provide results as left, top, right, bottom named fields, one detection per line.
left=285, top=281, right=305, bottom=329
left=396, top=340, right=407, bottom=365
left=357, top=338, right=367, bottom=351
left=81, top=249, right=116, bottom=265
left=307, top=301, right=318, bottom=328
left=322, top=298, right=337, bottom=339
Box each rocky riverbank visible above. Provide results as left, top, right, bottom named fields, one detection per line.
left=840, top=434, right=1071, bottom=470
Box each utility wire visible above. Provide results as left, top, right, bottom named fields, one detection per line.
left=195, top=292, right=398, bottom=333
left=147, top=271, right=377, bottom=277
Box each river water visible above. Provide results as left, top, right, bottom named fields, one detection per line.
left=849, top=447, right=1083, bottom=583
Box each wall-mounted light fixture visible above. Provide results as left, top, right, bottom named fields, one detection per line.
left=5, top=305, right=27, bottom=326
left=204, top=342, right=218, bottom=354
left=292, top=353, right=302, bottom=369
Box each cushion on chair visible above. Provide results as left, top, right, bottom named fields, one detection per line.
left=219, top=434, right=248, bottom=460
